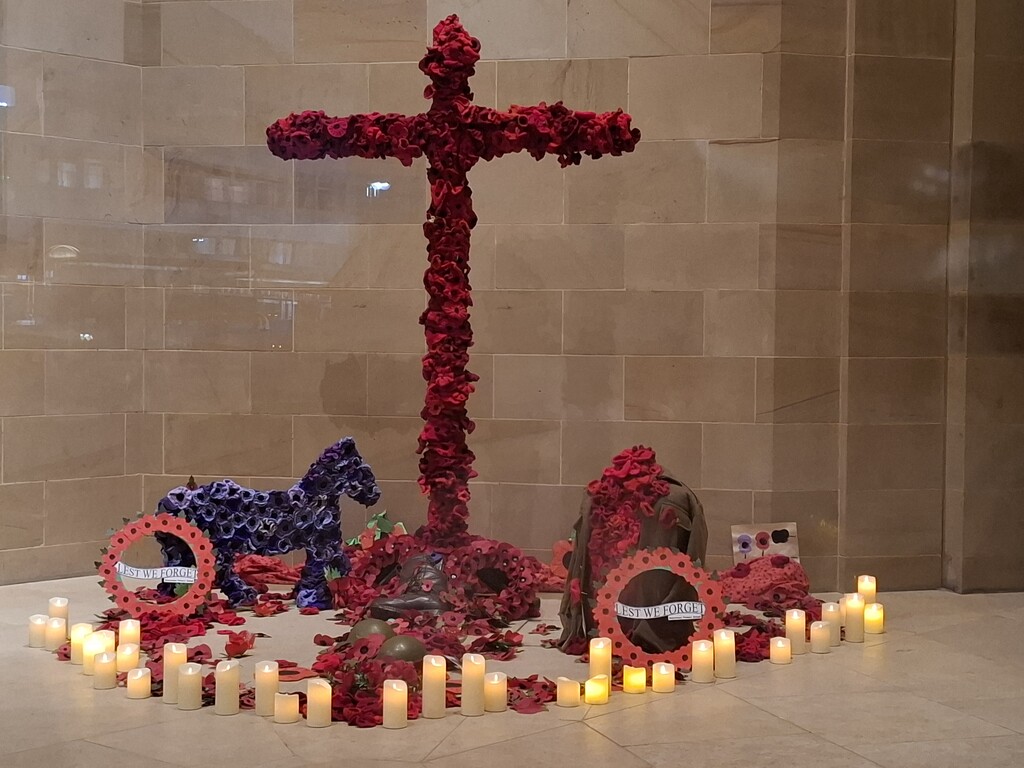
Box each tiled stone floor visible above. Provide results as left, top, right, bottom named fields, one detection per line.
left=3, top=577, right=1024, bottom=767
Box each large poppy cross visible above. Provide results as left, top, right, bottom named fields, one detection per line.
left=267, top=15, right=640, bottom=545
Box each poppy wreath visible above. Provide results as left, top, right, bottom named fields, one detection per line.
left=441, top=539, right=539, bottom=622
left=100, top=515, right=216, bottom=618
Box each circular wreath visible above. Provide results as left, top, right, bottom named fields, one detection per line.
left=443, top=539, right=537, bottom=622
left=99, top=514, right=216, bottom=618
left=595, top=547, right=725, bottom=671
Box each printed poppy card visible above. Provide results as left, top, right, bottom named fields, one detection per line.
left=731, top=523, right=800, bottom=564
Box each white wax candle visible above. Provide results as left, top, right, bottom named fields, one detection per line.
left=421, top=655, right=447, bottom=719
left=584, top=674, right=609, bottom=704
left=810, top=621, right=831, bottom=653
left=45, top=617, right=67, bottom=651
left=177, top=663, right=203, bottom=710
left=306, top=678, right=333, bottom=727
left=845, top=593, right=865, bottom=642
left=786, top=609, right=807, bottom=655
left=215, top=660, right=240, bottom=715
left=83, top=632, right=108, bottom=675
left=28, top=614, right=48, bottom=648
left=96, top=629, right=116, bottom=654
left=48, top=597, right=69, bottom=626
left=589, top=637, right=612, bottom=680
left=274, top=692, right=300, bottom=724
left=839, top=595, right=847, bottom=626
left=119, top=619, right=141, bottom=647
left=622, top=665, right=646, bottom=693
left=556, top=677, right=581, bottom=707
left=255, top=661, right=279, bottom=716
left=822, top=603, right=841, bottom=646
left=70, top=623, right=93, bottom=664
left=690, top=640, right=715, bottom=683
left=382, top=680, right=408, bottom=728
left=93, top=652, right=117, bottom=690
left=857, top=575, right=877, bottom=604
left=162, top=643, right=188, bottom=703
left=460, top=653, right=485, bottom=716
left=864, top=602, right=885, bottom=634
left=127, top=668, right=152, bottom=699
left=116, top=643, right=140, bottom=672
left=651, top=662, right=675, bottom=693
left=714, top=629, right=737, bottom=679
left=484, top=672, right=507, bottom=712
left=770, top=637, right=792, bottom=664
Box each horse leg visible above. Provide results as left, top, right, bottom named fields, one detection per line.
left=296, top=542, right=345, bottom=610
left=215, top=549, right=257, bottom=607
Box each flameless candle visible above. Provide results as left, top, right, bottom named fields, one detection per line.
left=70, top=623, right=92, bottom=664
left=690, top=640, right=715, bottom=683
left=622, top=665, right=647, bottom=693
left=556, top=677, right=581, bottom=707
left=162, top=643, right=188, bottom=703
left=116, top=643, right=140, bottom=672
left=93, top=652, right=117, bottom=690
left=714, top=629, right=737, bottom=679
left=584, top=674, right=609, bottom=704
left=96, top=629, right=116, bottom=654
left=274, top=692, right=300, bottom=724
left=839, top=595, right=847, bottom=626
left=857, top=575, right=877, bottom=604
left=864, top=602, right=885, bottom=634
left=845, top=593, right=865, bottom=642
left=45, top=617, right=66, bottom=650
left=177, top=663, right=202, bottom=710
left=460, top=653, right=485, bottom=716
left=822, top=603, right=841, bottom=646
left=810, top=621, right=831, bottom=653
left=83, top=632, right=108, bottom=675
left=255, top=661, right=279, bottom=716
left=306, top=679, right=332, bottom=727
left=48, top=597, right=69, bottom=625
left=28, top=614, right=47, bottom=648
left=484, top=672, right=508, bottom=712
left=383, top=680, right=408, bottom=728
left=589, top=637, right=612, bottom=680
left=786, top=609, right=807, bottom=655
left=770, top=637, right=792, bottom=664
left=421, top=655, right=446, bottom=719
left=652, top=662, right=675, bottom=693
left=119, top=619, right=141, bottom=647
left=127, top=668, right=152, bottom=699
left=215, top=660, right=240, bottom=715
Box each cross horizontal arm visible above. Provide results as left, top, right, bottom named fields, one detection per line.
left=267, top=110, right=426, bottom=167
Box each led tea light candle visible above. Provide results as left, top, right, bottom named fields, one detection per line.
left=651, top=662, right=675, bottom=693
left=274, top=692, right=300, bottom=724
left=70, top=623, right=93, bottom=664
left=306, top=679, right=332, bottom=727
left=215, top=660, right=240, bottom=715
left=28, top=614, right=47, bottom=648
left=421, top=655, right=447, bottom=719
left=45, top=617, right=67, bottom=651
left=162, top=643, right=188, bottom=703
left=690, top=640, right=715, bottom=684
left=119, top=619, right=141, bottom=647
left=127, top=668, right=152, bottom=699
left=94, top=652, right=117, bottom=690
left=48, top=597, right=69, bottom=625
left=786, top=609, right=807, bottom=655
left=822, top=603, right=841, bottom=646
left=584, top=674, right=609, bottom=704
left=177, top=663, right=203, bottom=710
left=622, top=665, right=647, bottom=694
left=460, top=653, right=485, bottom=716
left=255, top=661, right=279, bottom=716
left=845, top=593, right=865, bottom=643
left=484, top=672, right=508, bottom=712
left=714, top=629, right=737, bottom=679
left=383, top=680, right=408, bottom=729
left=857, top=575, right=877, bottom=604
left=116, top=643, right=140, bottom=672
left=770, top=637, right=792, bottom=664
left=83, top=632, right=108, bottom=675
left=864, top=603, right=885, bottom=634
left=556, top=677, right=581, bottom=707
left=589, top=637, right=612, bottom=680
left=810, top=621, right=831, bottom=654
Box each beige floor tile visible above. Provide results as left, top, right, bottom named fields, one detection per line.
left=852, top=735, right=1024, bottom=768
left=631, top=734, right=879, bottom=768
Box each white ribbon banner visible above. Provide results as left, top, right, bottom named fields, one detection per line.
left=115, top=561, right=198, bottom=584
left=614, top=600, right=706, bottom=621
